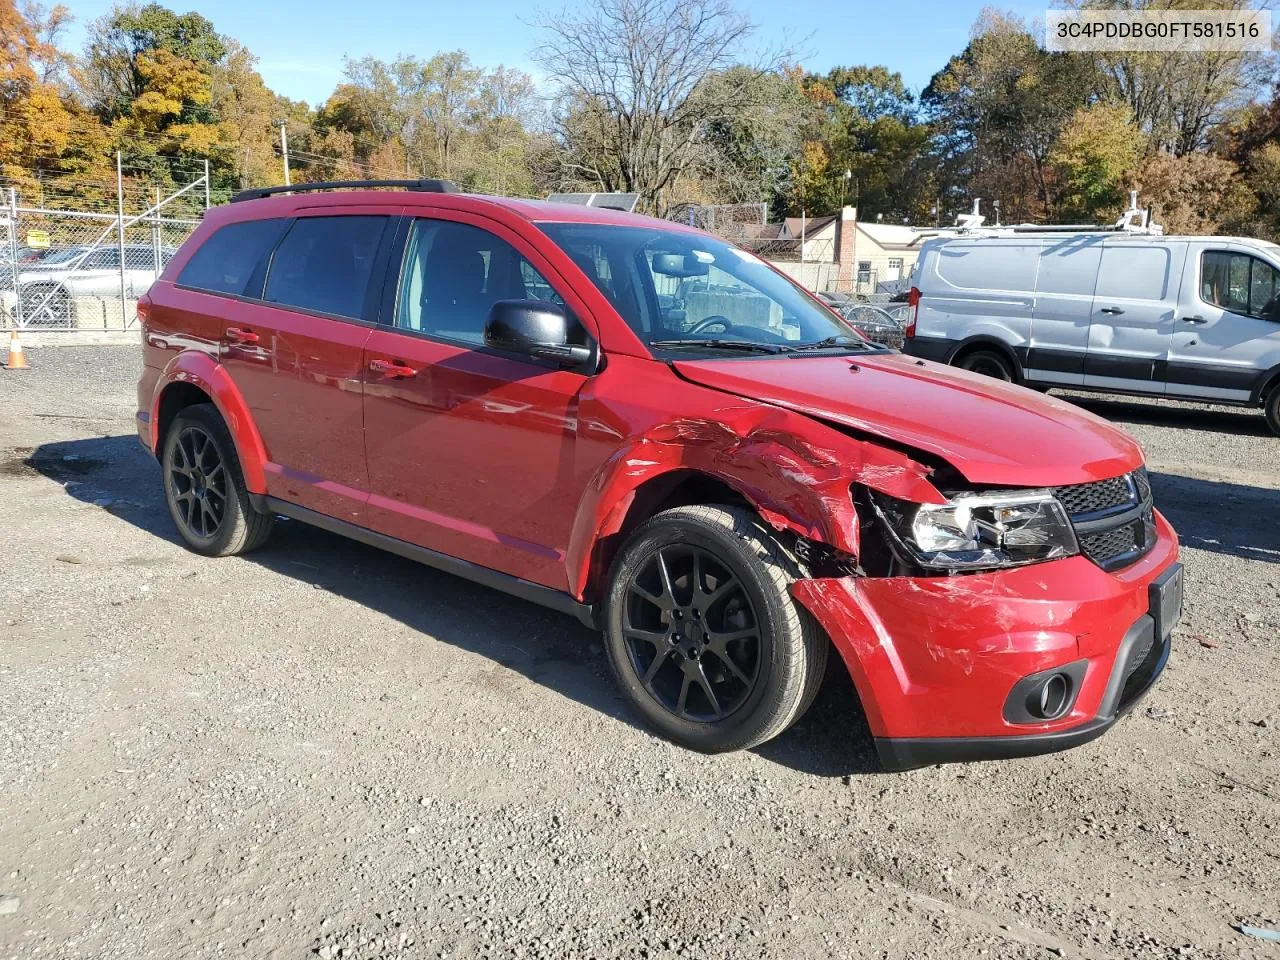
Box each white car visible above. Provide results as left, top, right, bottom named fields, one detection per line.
left=12, top=244, right=175, bottom=323
left=903, top=231, right=1280, bottom=435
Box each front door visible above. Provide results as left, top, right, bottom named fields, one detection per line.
left=218, top=209, right=396, bottom=523
left=1083, top=242, right=1187, bottom=395
left=1167, top=246, right=1280, bottom=402
left=361, top=212, right=603, bottom=590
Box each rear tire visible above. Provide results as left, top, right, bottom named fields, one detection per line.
left=162, top=403, right=274, bottom=557
left=19, top=284, right=71, bottom=326
left=956, top=348, right=1015, bottom=382
left=1265, top=385, right=1280, bottom=437
left=603, top=504, right=828, bottom=753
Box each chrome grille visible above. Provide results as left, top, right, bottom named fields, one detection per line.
left=1053, top=469, right=1155, bottom=572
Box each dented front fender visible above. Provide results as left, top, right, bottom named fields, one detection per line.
left=564, top=356, right=944, bottom=600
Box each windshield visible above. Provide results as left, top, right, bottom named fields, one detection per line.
left=537, top=223, right=867, bottom=354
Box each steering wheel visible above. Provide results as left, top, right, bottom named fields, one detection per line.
left=688, top=314, right=733, bottom=335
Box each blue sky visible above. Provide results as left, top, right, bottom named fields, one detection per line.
left=62, top=0, right=1049, bottom=108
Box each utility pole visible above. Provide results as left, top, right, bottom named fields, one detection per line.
left=203, top=158, right=210, bottom=210
left=116, top=151, right=128, bottom=324
left=278, top=121, right=291, bottom=186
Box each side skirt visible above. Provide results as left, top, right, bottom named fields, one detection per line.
left=253, top=495, right=599, bottom=630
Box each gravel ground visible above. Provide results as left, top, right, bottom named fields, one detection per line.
left=1, top=346, right=1277, bottom=960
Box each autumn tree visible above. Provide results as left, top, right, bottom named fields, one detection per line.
left=0, top=0, right=85, bottom=193
left=1137, top=150, right=1256, bottom=234
left=1069, top=0, right=1273, bottom=156
left=210, top=40, right=279, bottom=189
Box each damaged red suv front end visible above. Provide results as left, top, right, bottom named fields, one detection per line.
left=671, top=350, right=1181, bottom=769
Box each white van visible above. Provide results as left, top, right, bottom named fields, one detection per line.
left=903, top=231, right=1280, bottom=435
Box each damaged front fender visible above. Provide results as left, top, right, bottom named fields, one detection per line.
left=565, top=358, right=944, bottom=600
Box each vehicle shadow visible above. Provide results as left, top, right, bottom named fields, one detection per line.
left=23, top=435, right=881, bottom=778
left=1149, top=471, right=1280, bottom=565
left=1057, top=393, right=1273, bottom=437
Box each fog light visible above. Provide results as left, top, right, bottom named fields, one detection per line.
left=1032, top=673, right=1071, bottom=720
left=1003, top=660, right=1087, bottom=725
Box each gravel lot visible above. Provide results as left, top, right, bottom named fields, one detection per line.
left=1, top=346, right=1277, bottom=960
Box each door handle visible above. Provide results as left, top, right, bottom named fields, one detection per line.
left=225, top=326, right=259, bottom=344
left=1181, top=316, right=1207, bottom=325
left=368, top=358, right=418, bottom=378
left=1099, top=307, right=1125, bottom=315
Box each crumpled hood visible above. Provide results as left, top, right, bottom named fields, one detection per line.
left=673, top=352, right=1144, bottom=488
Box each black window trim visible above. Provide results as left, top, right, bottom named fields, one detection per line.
left=378, top=213, right=600, bottom=373
left=1199, top=248, right=1280, bottom=323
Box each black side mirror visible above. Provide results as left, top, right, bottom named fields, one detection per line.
left=484, top=300, right=593, bottom=368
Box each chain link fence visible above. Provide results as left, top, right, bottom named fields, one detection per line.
left=3, top=183, right=204, bottom=333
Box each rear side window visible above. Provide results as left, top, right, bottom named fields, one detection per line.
left=1095, top=246, right=1170, bottom=301
left=1202, top=251, right=1280, bottom=320
left=178, top=219, right=286, bottom=296
left=264, top=216, right=388, bottom=320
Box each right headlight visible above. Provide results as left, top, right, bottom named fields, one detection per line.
left=870, top=489, right=1079, bottom=572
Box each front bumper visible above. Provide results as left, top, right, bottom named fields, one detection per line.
left=791, top=510, right=1180, bottom=770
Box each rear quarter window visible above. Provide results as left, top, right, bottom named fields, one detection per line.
left=177, top=219, right=287, bottom=296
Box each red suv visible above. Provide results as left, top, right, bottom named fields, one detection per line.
left=136, top=180, right=1183, bottom=769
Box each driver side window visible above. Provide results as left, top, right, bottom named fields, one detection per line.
left=397, top=219, right=582, bottom=345
left=1202, top=251, right=1280, bottom=321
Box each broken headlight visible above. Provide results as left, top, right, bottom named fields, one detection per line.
left=871, top=490, right=1079, bottom=572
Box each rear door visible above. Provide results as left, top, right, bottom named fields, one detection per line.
left=1167, top=245, right=1280, bottom=401
left=218, top=207, right=399, bottom=523
left=1027, top=236, right=1103, bottom=386
left=1083, top=242, right=1186, bottom=394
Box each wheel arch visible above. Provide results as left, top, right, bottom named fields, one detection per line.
left=1250, top=362, right=1280, bottom=405
left=948, top=335, right=1024, bottom=382
left=150, top=352, right=268, bottom=493
left=579, top=469, right=755, bottom=603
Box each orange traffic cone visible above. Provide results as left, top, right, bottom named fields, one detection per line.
left=5, top=329, right=29, bottom=370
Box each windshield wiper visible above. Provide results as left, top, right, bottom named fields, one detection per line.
left=648, top=338, right=784, bottom=354
left=786, top=335, right=874, bottom=352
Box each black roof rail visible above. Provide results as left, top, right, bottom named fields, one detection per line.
left=230, top=179, right=461, bottom=203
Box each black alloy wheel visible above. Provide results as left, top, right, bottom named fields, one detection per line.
left=161, top=403, right=274, bottom=557
left=603, top=504, right=828, bottom=752
left=168, top=424, right=229, bottom=541
left=623, top=545, right=761, bottom=722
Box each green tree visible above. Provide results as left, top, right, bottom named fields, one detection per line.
left=1050, top=103, right=1140, bottom=220
left=82, top=3, right=225, bottom=120
left=923, top=10, right=1097, bottom=221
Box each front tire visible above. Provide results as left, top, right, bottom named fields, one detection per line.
left=603, top=505, right=828, bottom=752
left=956, top=348, right=1015, bottom=382
left=162, top=403, right=274, bottom=556
left=1265, top=385, right=1280, bottom=437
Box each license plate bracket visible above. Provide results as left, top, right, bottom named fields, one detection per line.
left=1149, top=563, right=1184, bottom=641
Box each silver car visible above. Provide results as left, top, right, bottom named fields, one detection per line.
left=11, top=244, right=176, bottom=324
